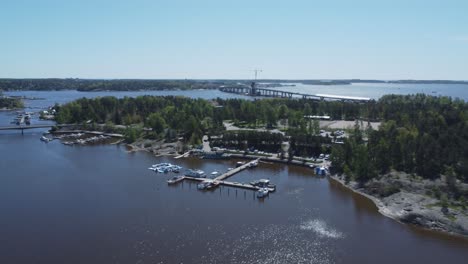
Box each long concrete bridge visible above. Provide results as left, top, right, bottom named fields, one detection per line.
left=0, top=124, right=72, bottom=134
left=219, top=85, right=371, bottom=102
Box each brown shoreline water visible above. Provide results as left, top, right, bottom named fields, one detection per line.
left=328, top=177, right=468, bottom=244
left=1, top=133, right=468, bottom=263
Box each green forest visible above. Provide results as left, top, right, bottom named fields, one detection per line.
left=55, top=94, right=468, bottom=184
left=0, top=97, right=24, bottom=109
left=0, top=79, right=232, bottom=91
left=331, top=94, right=468, bottom=185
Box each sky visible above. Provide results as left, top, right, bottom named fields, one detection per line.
left=0, top=0, right=467, bottom=80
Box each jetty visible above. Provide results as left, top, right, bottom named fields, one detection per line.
left=174, top=151, right=191, bottom=159
left=213, top=159, right=258, bottom=181
left=175, top=159, right=274, bottom=192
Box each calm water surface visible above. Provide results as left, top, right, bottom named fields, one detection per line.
left=271, top=82, right=468, bottom=101
left=1, top=87, right=468, bottom=263
left=1, top=133, right=467, bottom=264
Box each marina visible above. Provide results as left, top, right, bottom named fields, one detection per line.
left=169, top=158, right=276, bottom=198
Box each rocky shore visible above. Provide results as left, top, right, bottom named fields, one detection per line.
left=127, top=138, right=183, bottom=156
left=330, top=173, right=468, bottom=237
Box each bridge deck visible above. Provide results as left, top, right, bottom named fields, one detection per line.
left=220, top=87, right=371, bottom=102
left=0, top=124, right=69, bottom=131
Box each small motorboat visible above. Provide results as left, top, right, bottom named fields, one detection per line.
left=40, top=136, right=51, bottom=143
left=197, top=181, right=211, bottom=190
left=256, top=188, right=269, bottom=198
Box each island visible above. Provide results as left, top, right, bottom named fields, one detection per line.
left=0, top=96, right=24, bottom=110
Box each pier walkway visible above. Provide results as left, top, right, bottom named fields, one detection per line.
left=213, top=159, right=259, bottom=181
left=178, top=159, right=272, bottom=191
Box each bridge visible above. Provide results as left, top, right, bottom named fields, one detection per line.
left=0, top=124, right=72, bottom=134
left=219, top=84, right=371, bottom=102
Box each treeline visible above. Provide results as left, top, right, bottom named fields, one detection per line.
left=332, top=94, right=468, bottom=184
left=55, top=96, right=220, bottom=144
left=0, top=97, right=24, bottom=109
left=54, top=96, right=347, bottom=146
left=0, top=79, right=227, bottom=91
left=210, top=130, right=331, bottom=156
left=213, top=98, right=376, bottom=122
left=55, top=96, right=375, bottom=131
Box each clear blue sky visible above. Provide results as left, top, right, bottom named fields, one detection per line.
left=1, top=0, right=467, bottom=80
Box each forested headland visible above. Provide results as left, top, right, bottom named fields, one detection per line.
left=55, top=94, right=468, bottom=186
left=0, top=97, right=24, bottom=109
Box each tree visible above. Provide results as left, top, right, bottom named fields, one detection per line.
left=124, top=127, right=139, bottom=143
left=146, top=113, right=166, bottom=134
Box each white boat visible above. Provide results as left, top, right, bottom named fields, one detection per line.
left=40, top=136, right=51, bottom=143
left=150, top=163, right=183, bottom=173
left=249, top=160, right=258, bottom=168
left=256, top=188, right=269, bottom=198
left=185, top=169, right=206, bottom=178
left=167, top=176, right=184, bottom=184
left=211, top=171, right=219, bottom=176
left=236, top=161, right=245, bottom=167
left=197, top=180, right=211, bottom=190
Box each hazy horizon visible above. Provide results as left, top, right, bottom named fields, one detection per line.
left=1, top=0, right=467, bottom=80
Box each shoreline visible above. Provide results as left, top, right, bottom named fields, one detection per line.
left=329, top=174, right=468, bottom=238
left=85, top=133, right=468, bottom=239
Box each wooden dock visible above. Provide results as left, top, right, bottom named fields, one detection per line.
left=214, top=159, right=259, bottom=181
left=174, top=151, right=191, bottom=159
left=183, top=176, right=267, bottom=191
left=175, top=159, right=275, bottom=191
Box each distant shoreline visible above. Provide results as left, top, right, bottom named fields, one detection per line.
left=1, top=79, right=468, bottom=92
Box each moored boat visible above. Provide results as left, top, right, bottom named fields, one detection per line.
left=185, top=169, right=206, bottom=178
left=40, top=136, right=51, bottom=142
left=197, top=180, right=211, bottom=190
left=256, top=188, right=269, bottom=198
left=167, top=176, right=184, bottom=184
left=250, top=179, right=276, bottom=192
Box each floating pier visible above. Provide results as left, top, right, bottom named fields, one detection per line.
left=174, top=159, right=274, bottom=192
left=213, top=159, right=259, bottom=181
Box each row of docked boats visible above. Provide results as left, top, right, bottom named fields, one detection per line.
left=11, top=112, right=32, bottom=125
left=149, top=163, right=182, bottom=173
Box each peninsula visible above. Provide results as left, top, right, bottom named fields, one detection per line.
left=52, top=93, right=468, bottom=236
